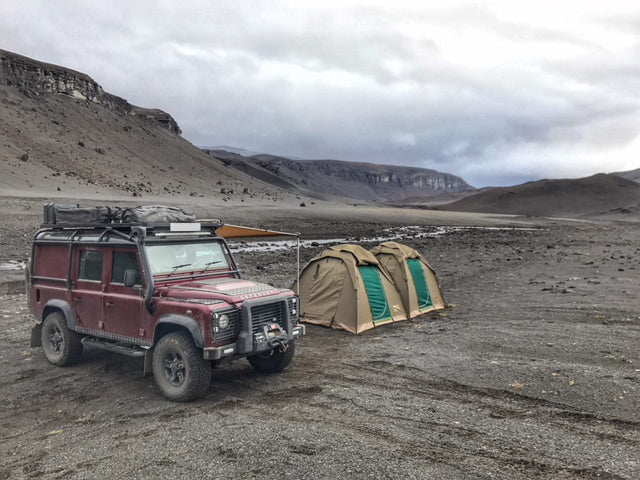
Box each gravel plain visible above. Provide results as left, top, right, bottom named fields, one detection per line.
left=0, top=197, right=638, bottom=479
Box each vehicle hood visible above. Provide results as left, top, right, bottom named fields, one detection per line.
left=156, top=278, right=283, bottom=305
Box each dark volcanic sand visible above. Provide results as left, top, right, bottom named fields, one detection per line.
left=0, top=197, right=638, bottom=479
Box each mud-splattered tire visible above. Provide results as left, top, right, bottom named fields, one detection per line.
left=152, top=331, right=211, bottom=402
left=41, top=311, right=83, bottom=366
left=248, top=341, right=295, bottom=373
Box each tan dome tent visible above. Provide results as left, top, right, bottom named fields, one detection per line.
left=295, top=244, right=407, bottom=334
left=370, top=241, right=445, bottom=319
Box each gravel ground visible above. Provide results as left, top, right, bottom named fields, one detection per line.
left=0, top=200, right=639, bottom=479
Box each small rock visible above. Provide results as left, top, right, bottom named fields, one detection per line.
left=19, top=153, right=29, bottom=161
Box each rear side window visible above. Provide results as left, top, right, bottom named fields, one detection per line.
left=78, top=250, right=103, bottom=281
left=111, top=251, right=141, bottom=285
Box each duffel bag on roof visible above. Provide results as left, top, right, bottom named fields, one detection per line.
left=118, top=205, right=195, bottom=224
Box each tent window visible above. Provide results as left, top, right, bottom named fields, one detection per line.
left=358, top=265, right=392, bottom=323
left=407, top=258, right=432, bottom=310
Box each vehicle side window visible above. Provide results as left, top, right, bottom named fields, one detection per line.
left=111, top=251, right=141, bottom=285
left=78, top=250, right=103, bottom=281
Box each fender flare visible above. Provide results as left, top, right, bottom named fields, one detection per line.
left=42, top=299, right=76, bottom=330
left=156, top=314, right=204, bottom=348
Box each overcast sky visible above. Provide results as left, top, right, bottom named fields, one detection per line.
left=2, top=1, right=640, bottom=186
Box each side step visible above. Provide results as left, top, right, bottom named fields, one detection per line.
left=81, top=337, right=147, bottom=358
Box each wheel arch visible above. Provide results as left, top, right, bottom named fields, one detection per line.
left=42, top=300, right=76, bottom=329
left=154, top=314, right=204, bottom=348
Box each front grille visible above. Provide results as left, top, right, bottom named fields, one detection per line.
left=251, top=301, right=287, bottom=334
left=212, top=309, right=241, bottom=343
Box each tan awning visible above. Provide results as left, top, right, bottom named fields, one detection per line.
left=216, top=224, right=298, bottom=238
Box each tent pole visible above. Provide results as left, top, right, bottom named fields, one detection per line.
left=296, top=234, right=300, bottom=295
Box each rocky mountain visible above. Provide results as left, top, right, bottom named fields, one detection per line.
left=203, top=149, right=473, bottom=202
left=440, top=173, right=640, bottom=217
left=0, top=48, right=472, bottom=205
left=0, top=49, right=287, bottom=202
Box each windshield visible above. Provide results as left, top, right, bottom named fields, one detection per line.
left=145, top=240, right=230, bottom=275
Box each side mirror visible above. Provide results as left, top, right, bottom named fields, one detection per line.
left=124, top=269, right=139, bottom=288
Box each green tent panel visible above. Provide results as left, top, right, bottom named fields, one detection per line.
left=370, top=241, right=445, bottom=319
left=358, top=265, right=392, bottom=323
left=407, top=258, right=433, bottom=310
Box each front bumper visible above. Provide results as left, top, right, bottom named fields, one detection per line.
left=203, top=324, right=305, bottom=360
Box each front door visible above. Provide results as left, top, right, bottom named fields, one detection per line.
left=103, top=249, right=146, bottom=341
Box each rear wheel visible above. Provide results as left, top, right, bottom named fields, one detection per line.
left=248, top=341, right=295, bottom=373
left=152, top=331, right=211, bottom=402
left=41, top=311, right=83, bottom=366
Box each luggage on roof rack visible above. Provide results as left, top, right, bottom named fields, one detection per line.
left=43, top=203, right=195, bottom=226
left=120, top=205, right=195, bottom=224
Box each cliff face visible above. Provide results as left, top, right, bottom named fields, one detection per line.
left=0, top=49, right=181, bottom=134
left=204, top=151, right=473, bottom=202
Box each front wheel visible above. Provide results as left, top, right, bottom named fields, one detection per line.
left=248, top=341, right=295, bottom=373
left=152, top=331, right=212, bottom=402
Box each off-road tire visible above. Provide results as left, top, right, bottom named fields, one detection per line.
left=248, top=341, right=295, bottom=373
left=152, top=331, right=212, bottom=402
left=41, top=311, right=83, bottom=366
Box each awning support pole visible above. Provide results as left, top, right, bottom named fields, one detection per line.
left=296, top=234, right=300, bottom=295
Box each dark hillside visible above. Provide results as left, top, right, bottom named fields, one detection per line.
left=441, top=173, right=640, bottom=217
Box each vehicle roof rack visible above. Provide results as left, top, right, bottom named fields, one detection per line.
left=39, top=221, right=224, bottom=231
left=41, top=203, right=222, bottom=231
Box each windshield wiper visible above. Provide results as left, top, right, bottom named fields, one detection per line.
left=202, top=260, right=222, bottom=271
left=170, top=263, right=193, bottom=272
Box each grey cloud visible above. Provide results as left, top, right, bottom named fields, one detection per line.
left=2, top=1, right=640, bottom=186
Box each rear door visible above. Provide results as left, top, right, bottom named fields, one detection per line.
left=103, top=249, right=146, bottom=341
left=71, top=248, right=105, bottom=331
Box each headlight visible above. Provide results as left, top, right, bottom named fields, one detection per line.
left=218, top=314, right=230, bottom=330
left=291, top=309, right=297, bottom=315
left=291, top=297, right=297, bottom=304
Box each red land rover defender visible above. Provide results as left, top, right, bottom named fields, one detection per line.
left=27, top=205, right=305, bottom=401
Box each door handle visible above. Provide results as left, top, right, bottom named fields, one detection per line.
left=105, top=302, right=115, bottom=308
left=73, top=297, right=82, bottom=304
